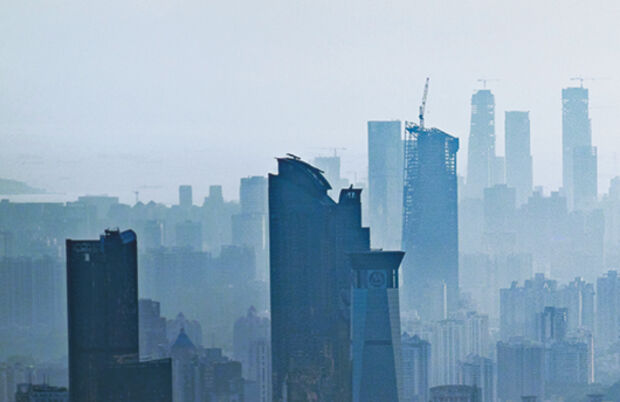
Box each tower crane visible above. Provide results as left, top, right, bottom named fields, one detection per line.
left=419, top=77, right=429, bottom=130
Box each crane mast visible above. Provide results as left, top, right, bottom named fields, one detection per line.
left=419, top=77, right=429, bottom=130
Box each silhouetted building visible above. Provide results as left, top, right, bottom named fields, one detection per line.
left=402, top=333, right=430, bottom=402
left=233, top=307, right=271, bottom=402
left=138, top=299, right=168, bottom=360
left=459, top=355, right=494, bottom=402
left=174, top=220, right=202, bottom=250
left=597, top=270, right=620, bottom=350
left=402, top=124, right=459, bottom=320
left=537, top=306, right=568, bottom=343
left=368, top=120, right=403, bottom=250
left=105, top=359, right=172, bottom=402
left=15, top=383, right=68, bottom=402
left=269, top=156, right=370, bottom=401
left=466, top=89, right=496, bottom=199
left=430, top=385, right=481, bottom=402
left=562, top=86, right=593, bottom=210
left=497, top=339, right=545, bottom=402
left=66, top=229, right=171, bottom=402
left=573, top=146, right=598, bottom=210
left=350, top=251, right=404, bottom=402
left=505, top=111, right=533, bottom=206
left=179, top=185, right=193, bottom=208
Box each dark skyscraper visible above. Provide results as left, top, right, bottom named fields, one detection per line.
left=67, top=229, right=139, bottom=402
left=368, top=120, right=403, bottom=250
left=562, top=86, right=594, bottom=210
left=466, top=89, right=496, bottom=199
left=505, top=111, right=533, bottom=205
left=66, top=229, right=171, bottom=402
left=402, top=124, right=459, bottom=320
left=269, top=156, right=370, bottom=401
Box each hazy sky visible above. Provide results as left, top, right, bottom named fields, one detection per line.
left=2, top=0, right=620, bottom=204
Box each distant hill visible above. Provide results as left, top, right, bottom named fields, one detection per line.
left=0, top=178, right=45, bottom=195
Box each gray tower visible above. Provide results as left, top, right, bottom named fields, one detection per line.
left=368, top=120, right=403, bottom=250
left=505, top=111, right=533, bottom=205
left=466, top=89, right=496, bottom=199
left=562, top=86, right=594, bottom=210
left=350, top=251, right=404, bottom=402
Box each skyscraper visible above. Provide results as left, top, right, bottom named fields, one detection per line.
left=402, top=124, right=459, bottom=320
left=505, top=111, right=533, bottom=205
left=350, top=251, right=404, bottom=402
left=562, top=86, right=594, bottom=210
left=573, top=145, right=598, bottom=210
left=269, top=156, right=370, bottom=401
left=368, top=120, right=403, bottom=250
left=66, top=229, right=171, bottom=402
left=66, top=229, right=139, bottom=402
left=596, top=270, right=620, bottom=350
left=466, top=89, right=496, bottom=199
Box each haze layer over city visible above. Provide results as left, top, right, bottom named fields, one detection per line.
left=2, top=1, right=620, bottom=402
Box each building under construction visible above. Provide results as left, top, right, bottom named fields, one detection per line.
left=401, top=79, right=460, bottom=321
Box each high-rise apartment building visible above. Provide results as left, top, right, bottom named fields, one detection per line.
left=178, top=185, right=193, bottom=208
left=459, top=355, right=494, bottom=402
left=402, top=333, right=430, bottom=402
left=497, top=339, right=545, bottom=402
left=596, top=270, right=620, bottom=350
left=402, top=124, right=459, bottom=320
left=466, top=89, right=496, bottom=199
left=505, top=111, right=533, bottom=205
left=350, top=251, right=404, bottom=402
left=368, top=120, right=403, bottom=250
left=269, top=156, right=370, bottom=401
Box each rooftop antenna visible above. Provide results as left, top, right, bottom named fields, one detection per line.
left=286, top=153, right=301, bottom=160
left=419, top=77, right=429, bottom=130
left=570, top=76, right=611, bottom=88
left=477, top=78, right=499, bottom=89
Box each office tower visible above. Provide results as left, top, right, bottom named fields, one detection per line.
left=483, top=185, right=517, bottom=255
left=536, top=306, right=568, bottom=343
left=66, top=229, right=139, bottom=401
left=464, top=312, right=490, bottom=358
left=174, top=220, right=202, bottom=250
left=497, top=339, right=545, bottom=402
left=313, top=154, right=349, bottom=197
left=138, top=299, right=168, bottom=360
left=505, top=111, right=533, bottom=205
left=350, top=251, right=404, bottom=402
left=233, top=307, right=272, bottom=402
left=269, top=156, right=370, bottom=401
left=596, top=270, right=620, bottom=350
left=140, top=220, right=163, bottom=250
left=179, top=185, right=193, bottom=208
left=402, top=124, right=459, bottom=320
left=573, top=146, right=598, bottom=210
left=66, top=229, right=171, bottom=402
left=402, top=333, right=430, bottom=402
left=466, top=89, right=496, bottom=199
left=232, top=176, right=269, bottom=281
left=170, top=329, right=198, bottom=402
left=562, top=86, right=593, bottom=210
left=368, top=120, right=404, bottom=250
left=15, top=384, right=69, bottom=402
left=459, top=355, right=494, bottom=402
left=430, top=385, right=481, bottom=402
